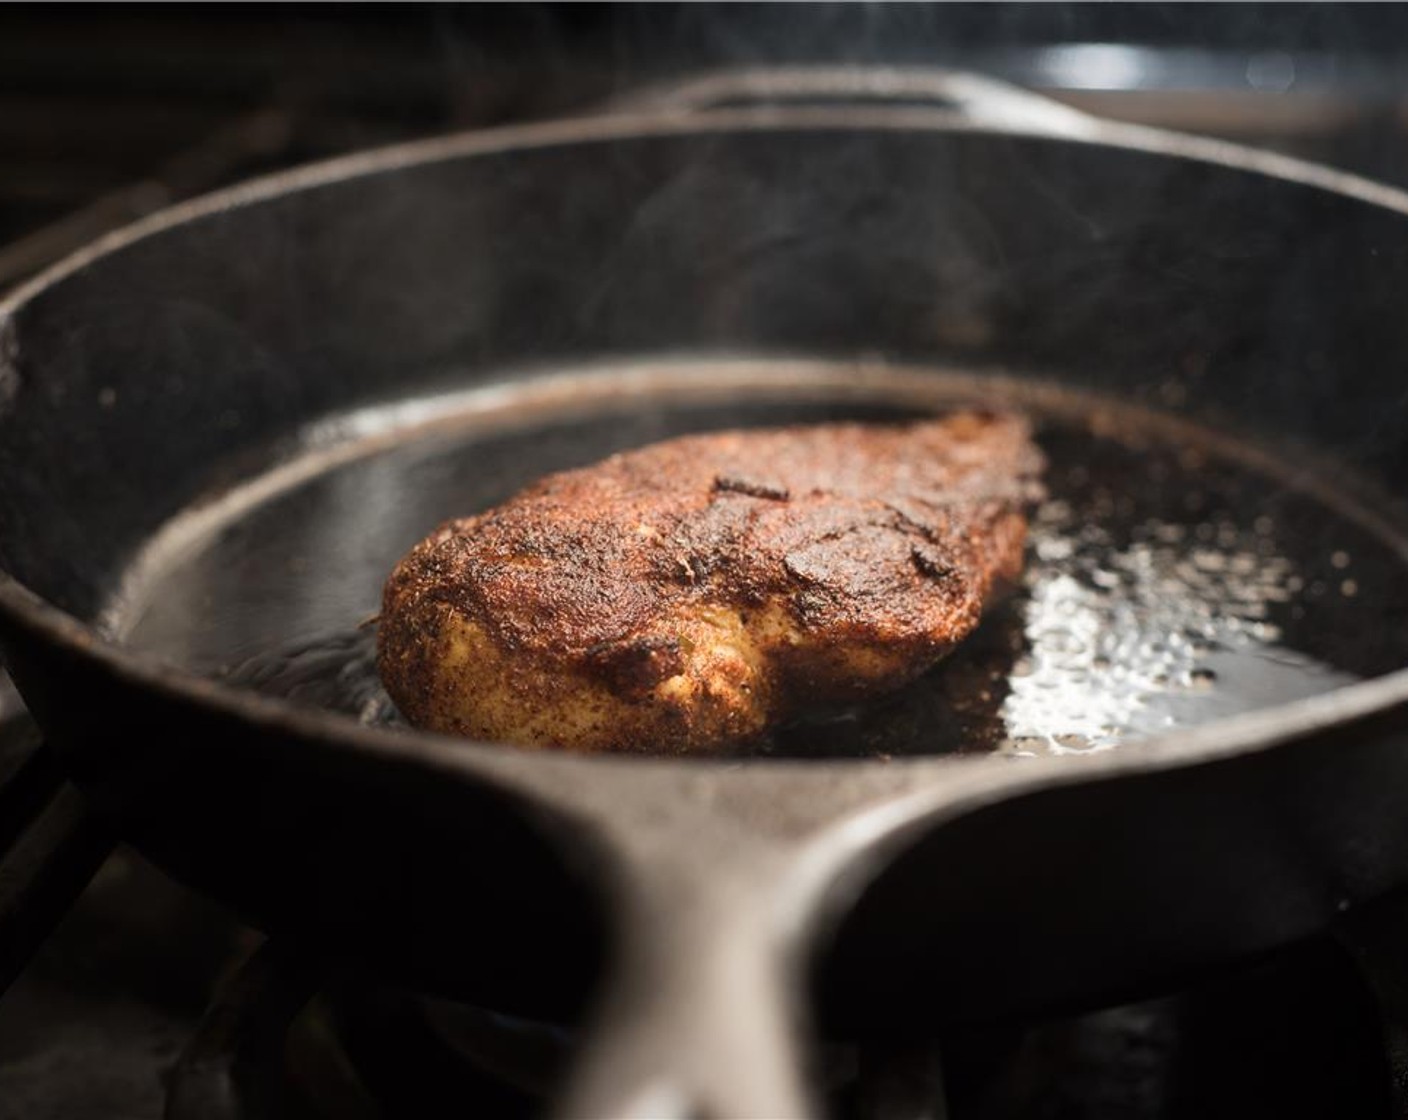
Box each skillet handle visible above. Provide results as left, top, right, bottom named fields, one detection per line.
left=553, top=843, right=819, bottom=1119
left=611, top=64, right=1095, bottom=138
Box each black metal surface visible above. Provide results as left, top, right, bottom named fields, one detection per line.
left=2, top=97, right=1406, bottom=973
left=152, top=935, right=1399, bottom=1119
left=0, top=710, right=55, bottom=856
left=7, top=77, right=1408, bottom=1115
left=3, top=841, right=1399, bottom=1120
left=164, top=941, right=315, bottom=1120
left=6, top=17, right=1408, bottom=1111
left=0, top=780, right=111, bottom=1000
left=1334, top=889, right=1408, bottom=1115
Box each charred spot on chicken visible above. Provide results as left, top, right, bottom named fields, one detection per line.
left=376, top=412, right=1045, bottom=753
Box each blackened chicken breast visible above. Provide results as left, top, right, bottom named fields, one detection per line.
left=378, top=412, right=1044, bottom=753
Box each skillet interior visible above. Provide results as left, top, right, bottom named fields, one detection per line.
left=106, top=361, right=1408, bottom=761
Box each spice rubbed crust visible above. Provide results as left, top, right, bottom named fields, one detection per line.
left=377, top=412, right=1045, bottom=754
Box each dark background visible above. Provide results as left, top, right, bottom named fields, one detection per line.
left=4, top=3, right=1408, bottom=288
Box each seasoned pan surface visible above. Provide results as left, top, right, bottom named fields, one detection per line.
left=111, top=362, right=1408, bottom=761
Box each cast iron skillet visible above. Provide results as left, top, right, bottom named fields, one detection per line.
left=5, top=69, right=1408, bottom=1117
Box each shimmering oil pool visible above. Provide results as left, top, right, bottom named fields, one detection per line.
left=112, top=364, right=1408, bottom=759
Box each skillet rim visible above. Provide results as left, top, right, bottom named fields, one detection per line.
left=3, top=101, right=1408, bottom=795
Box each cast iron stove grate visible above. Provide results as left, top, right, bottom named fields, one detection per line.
left=1, top=695, right=1405, bottom=1120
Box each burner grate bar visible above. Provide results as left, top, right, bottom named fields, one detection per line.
left=0, top=780, right=112, bottom=997
left=164, top=940, right=319, bottom=1120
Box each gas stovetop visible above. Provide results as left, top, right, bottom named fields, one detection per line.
left=6, top=8, right=1408, bottom=1118
left=0, top=676, right=1398, bottom=1119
